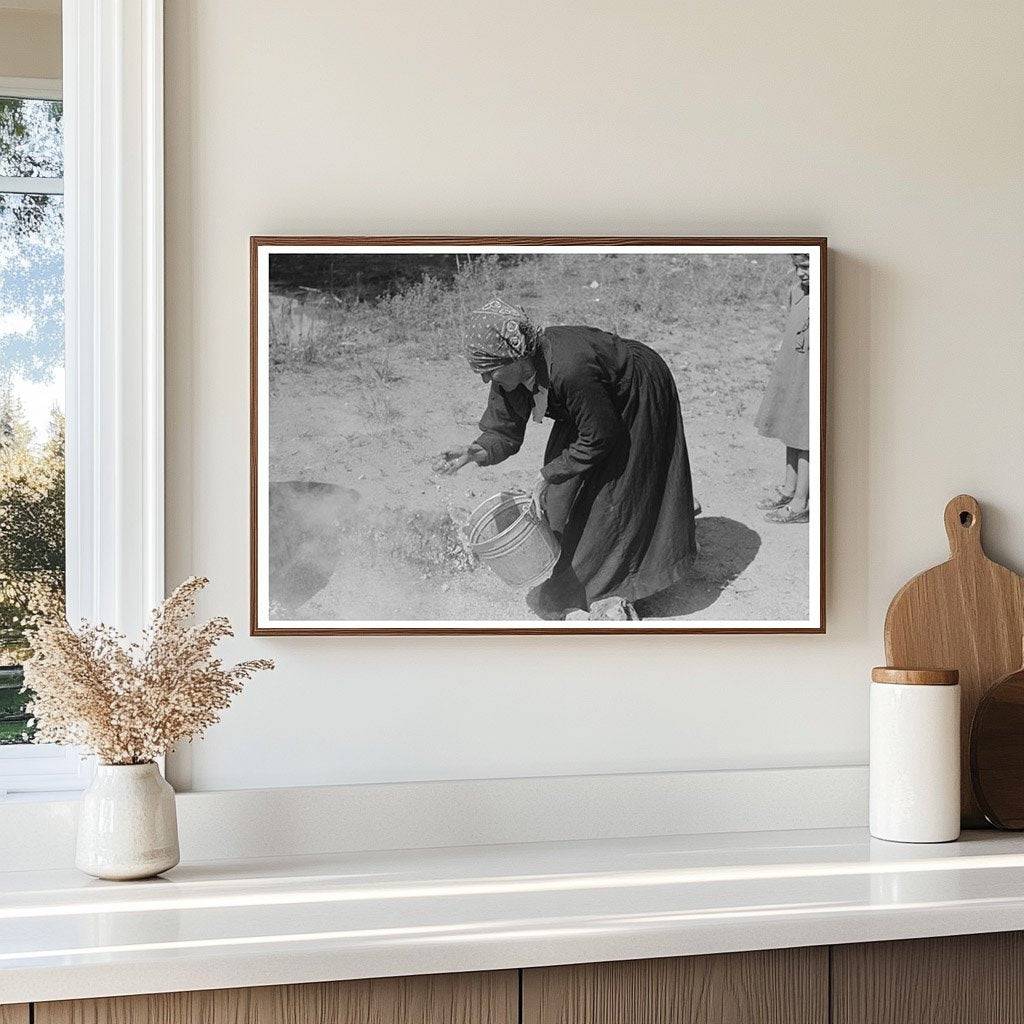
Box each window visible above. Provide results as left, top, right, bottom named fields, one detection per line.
left=0, top=4, right=166, bottom=798
left=0, top=80, right=83, bottom=797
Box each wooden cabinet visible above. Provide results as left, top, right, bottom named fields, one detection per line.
left=34, top=971, right=517, bottom=1024
left=832, top=932, right=1024, bottom=1024
left=522, top=948, right=828, bottom=1024
left=23, top=932, right=1024, bottom=1024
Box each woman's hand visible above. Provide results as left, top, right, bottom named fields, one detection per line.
left=435, top=443, right=486, bottom=476
left=531, top=474, right=550, bottom=519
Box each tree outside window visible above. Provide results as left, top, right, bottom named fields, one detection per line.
left=0, top=94, right=65, bottom=745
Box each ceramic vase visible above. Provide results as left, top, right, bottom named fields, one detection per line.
left=76, top=762, right=180, bottom=880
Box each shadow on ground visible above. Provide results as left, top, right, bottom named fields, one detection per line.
left=637, top=516, right=762, bottom=619
left=268, top=480, right=360, bottom=613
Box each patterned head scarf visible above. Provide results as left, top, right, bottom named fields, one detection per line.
left=464, top=297, right=537, bottom=374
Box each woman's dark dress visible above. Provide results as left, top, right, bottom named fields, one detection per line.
left=473, top=326, right=696, bottom=616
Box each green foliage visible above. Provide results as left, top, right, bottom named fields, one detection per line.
left=0, top=666, right=29, bottom=744
left=0, top=407, right=65, bottom=578
left=0, top=395, right=65, bottom=743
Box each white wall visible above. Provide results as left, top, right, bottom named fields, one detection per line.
left=164, top=1, right=1024, bottom=792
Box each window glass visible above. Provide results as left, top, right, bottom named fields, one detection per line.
left=0, top=98, right=63, bottom=178
left=0, top=97, right=65, bottom=746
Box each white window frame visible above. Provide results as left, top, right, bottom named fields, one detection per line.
left=0, top=77, right=61, bottom=101
left=0, top=0, right=165, bottom=799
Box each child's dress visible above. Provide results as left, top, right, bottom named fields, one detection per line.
left=755, top=283, right=810, bottom=451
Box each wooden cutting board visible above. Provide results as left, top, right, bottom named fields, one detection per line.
left=884, top=494, right=1024, bottom=826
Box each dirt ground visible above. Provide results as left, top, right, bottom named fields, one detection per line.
left=267, top=254, right=811, bottom=623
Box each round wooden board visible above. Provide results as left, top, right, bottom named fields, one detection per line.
left=970, top=664, right=1024, bottom=829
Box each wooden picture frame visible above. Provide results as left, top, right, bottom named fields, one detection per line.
left=251, top=236, right=827, bottom=635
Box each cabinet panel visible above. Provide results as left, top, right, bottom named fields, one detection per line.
left=832, top=932, right=1024, bottom=1024
left=0, top=1006, right=29, bottom=1024
left=522, top=948, right=828, bottom=1024
left=35, top=970, right=517, bottom=1024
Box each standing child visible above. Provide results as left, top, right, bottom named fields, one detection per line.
left=754, top=254, right=811, bottom=524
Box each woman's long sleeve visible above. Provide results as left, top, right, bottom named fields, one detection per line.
left=541, top=366, right=626, bottom=484
left=473, top=383, right=530, bottom=466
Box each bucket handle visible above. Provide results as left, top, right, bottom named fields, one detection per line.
left=511, top=487, right=548, bottom=526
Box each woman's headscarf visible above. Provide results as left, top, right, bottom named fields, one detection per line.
left=464, top=297, right=537, bottom=374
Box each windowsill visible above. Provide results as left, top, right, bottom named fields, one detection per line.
left=0, top=743, right=94, bottom=799
left=4, top=826, right=1024, bottom=1004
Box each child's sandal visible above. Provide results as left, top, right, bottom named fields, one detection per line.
left=756, top=486, right=795, bottom=511
left=765, top=505, right=809, bottom=524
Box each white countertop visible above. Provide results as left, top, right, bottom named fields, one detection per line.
left=4, top=826, right=1024, bottom=1004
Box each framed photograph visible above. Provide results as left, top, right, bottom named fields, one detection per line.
left=251, top=237, right=826, bottom=635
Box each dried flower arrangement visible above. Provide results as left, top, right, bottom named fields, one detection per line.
left=22, top=577, right=273, bottom=765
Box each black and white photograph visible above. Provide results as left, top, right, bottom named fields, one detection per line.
left=251, top=239, right=825, bottom=634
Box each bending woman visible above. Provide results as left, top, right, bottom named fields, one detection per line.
left=440, top=297, right=697, bottom=619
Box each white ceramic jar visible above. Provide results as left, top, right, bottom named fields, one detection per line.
left=869, top=667, right=961, bottom=843
left=76, top=762, right=180, bottom=880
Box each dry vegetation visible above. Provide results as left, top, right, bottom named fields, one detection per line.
left=267, top=253, right=810, bottom=622
left=24, top=577, right=273, bottom=764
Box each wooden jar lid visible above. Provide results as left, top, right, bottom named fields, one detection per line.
left=871, top=667, right=960, bottom=686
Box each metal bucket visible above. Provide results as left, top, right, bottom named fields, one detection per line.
left=465, top=492, right=560, bottom=589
